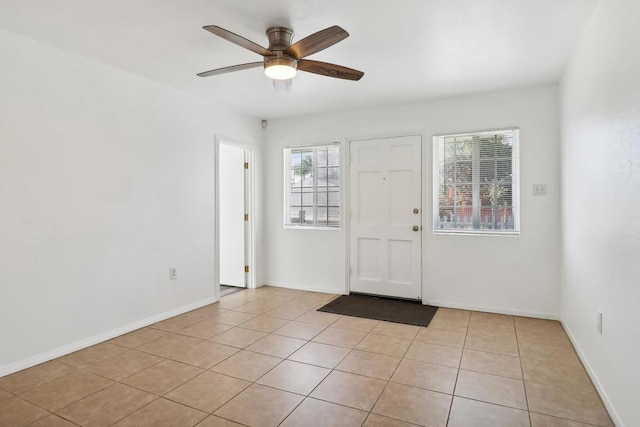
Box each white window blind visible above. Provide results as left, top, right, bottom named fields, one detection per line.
left=433, top=129, right=520, bottom=235
left=284, top=145, right=340, bottom=228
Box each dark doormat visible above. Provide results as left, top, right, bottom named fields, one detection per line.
left=318, top=294, right=438, bottom=327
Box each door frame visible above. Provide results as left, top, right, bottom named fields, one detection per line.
left=214, top=135, right=255, bottom=302
left=344, top=133, right=427, bottom=303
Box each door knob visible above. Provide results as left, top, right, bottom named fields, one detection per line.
left=412, top=226, right=420, bottom=232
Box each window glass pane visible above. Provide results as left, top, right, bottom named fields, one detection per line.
left=284, top=145, right=340, bottom=227
left=434, top=130, right=519, bottom=234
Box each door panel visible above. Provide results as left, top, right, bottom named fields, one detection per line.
left=219, top=144, right=246, bottom=288
left=349, top=136, right=422, bottom=299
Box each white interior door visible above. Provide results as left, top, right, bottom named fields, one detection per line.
left=219, top=144, right=246, bottom=288
left=349, top=136, right=422, bottom=299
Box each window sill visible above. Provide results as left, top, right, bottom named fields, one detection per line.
left=432, top=229, right=520, bottom=237
left=284, top=225, right=341, bottom=231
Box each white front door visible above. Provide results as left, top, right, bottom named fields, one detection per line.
left=349, top=136, right=422, bottom=299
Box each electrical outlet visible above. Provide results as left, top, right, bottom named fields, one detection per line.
left=597, top=310, right=603, bottom=335
left=533, top=183, right=547, bottom=196
left=169, top=268, right=177, bottom=280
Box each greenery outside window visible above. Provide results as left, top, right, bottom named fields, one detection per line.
left=284, top=144, right=340, bottom=228
left=433, top=129, right=520, bottom=235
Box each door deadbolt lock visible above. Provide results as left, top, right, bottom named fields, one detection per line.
left=413, top=208, right=419, bottom=214
left=412, top=225, right=420, bottom=232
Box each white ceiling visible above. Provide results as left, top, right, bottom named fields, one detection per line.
left=0, top=0, right=598, bottom=119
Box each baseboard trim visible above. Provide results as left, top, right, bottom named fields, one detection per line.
left=426, top=299, right=560, bottom=320
left=561, top=320, right=623, bottom=427
left=261, top=281, right=345, bottom=296
left=0, top=296, right=217, bottom=377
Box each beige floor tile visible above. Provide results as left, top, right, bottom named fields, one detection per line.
left=448, top=396, right=530, bottom=427
left=197, top=415, right=245, bottom=426
left=530, top=412, right=600, bottom=426
left=296, top=311, right=342, bottom=326
left=426, top=317, right=468, bottom=333
left=518, top=340, right=581, bottom=365
left=363, top=413, right=420, bottom=426
left=432, top=308, right=471, bottom=327
left=336, top=350, right=400, bottom=380
left=210, top=311, right=257, bottom=326
left=135, top=333, right=202, bottom=358
left=404, top=341, right=462, bottom=368
left=165, top=371, right=250, bottom=412
left=257, top=360, right=330, bottom=395
left=522, top=357, right=593, bottom=391
left=0, top=389, right=11, bottom=402
left=238, top=315, right=289, bottom=333
left=390, top=359, right=458, bottom=394
left=273, top=320, right=326, bottom=340
left=356, top=333, right=411, bottom=357
left=310, top=370, right=386, bottom=411
left=515, top=319, right=571, bottom=347
left=21, top=371, right=112, bottom=411
left=0, top=396, right=48, bottom=426
left=264, top=305, right=309, bottom=320
left=209, top=327, right=267, bottom=348
left=183, top=304, right=228, bottom=319
left=272, top=288, right=309, bottom=298
left=470, top=311, right=515, bottom=326
left=29, top=414, right=78, bottom=426
left=332, top=316, right=379, bottom=332
left=460, top=349, right=522, bottom=379
left=57, top=383, right=155, bottom=426
left=121, top=360, right=203, bottom=396
left=114, top=397, right=207, bottom=426
left=370, top=322, right=420, bottom=340
left=455, top=369, right=527, bottom=409
left=214, top=384, right=303, bottom=427
left=312, top=327, right=366, bottom=348
left=372, top=382, right=451, bottom=426
left=109, top=328, right=168, bottom=348
left=232, top=301, right=280, bottom=315
left=86, top=349, right=163, bottom=381
left=287, top=342, right=351, bottom=368
left=416, top=328, right=466, bottom=347
left=465, top=333, right=519, bottom=356
left=210, top=350, right=282, bottom=382
left=149, top=314, right=203, bottom=332
left=0, top=360, right=77, bottom=394
left=218, top=295, right=253, bottom=310
left=526, top=381, right=613, bottom=426
left=175, top=320, right=233, bottom=339
left=468, top=318, right=517, bottom=338
left=281, top=397, right=368, bottom=427
left=59, top=343, right=128, bottom=369
left=245, top=334, right=306, bottom=358
left=170, top=341, right=239, bottom=369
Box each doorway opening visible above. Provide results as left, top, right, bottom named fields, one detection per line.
left=217, top=139, right=253, bottom=299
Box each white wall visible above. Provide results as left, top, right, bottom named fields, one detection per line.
left=560, top=0, right=640, bottom=424
left=264, top=85, right=561, bottom=318
left=0, top=28, right=262, bottom=373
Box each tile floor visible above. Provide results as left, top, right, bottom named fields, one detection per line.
left=0, top=286, right=613, bottom=427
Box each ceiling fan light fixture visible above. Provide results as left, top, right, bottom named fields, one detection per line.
left=264, top=57, right=297, bottom=80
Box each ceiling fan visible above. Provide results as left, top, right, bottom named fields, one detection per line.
left=197, top=25, right=364, bottom=83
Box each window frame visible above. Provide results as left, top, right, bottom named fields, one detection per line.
left=283, top=143, right=341, bottom=230
left=432, top=128, right=520, bottom=236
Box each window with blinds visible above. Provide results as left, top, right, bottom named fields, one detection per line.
left=284, top=145, right=340, bottom=228
left=433, top=129, right=520, bottom=235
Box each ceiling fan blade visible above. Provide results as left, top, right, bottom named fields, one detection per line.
left=197, top=62, right=263, bottom=77
left=297, top=59, right=364, bottom=81
left=284, top=26, right=349, bottom=59
left=203, top=25, right=274, bottom=57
